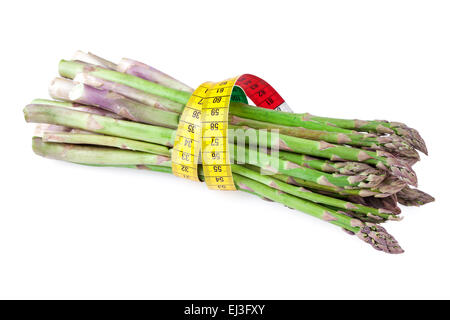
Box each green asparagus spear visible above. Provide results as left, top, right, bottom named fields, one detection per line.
left=32, top=137, right=171, bottom=166
left=24, top=104, right=176, bottom=147
left=296, top=113, right=428, bottom=155
left=232, top=174, right=404, bottom=254
left=24, top=104, right=413, bottom=189
left=230, top=114, right=419, bottom=160
left=230, top=165, right=397, bottom=219
left=231, top=144, right=385, bottom=189
left=31, top=137, right=403, bottom=254
left=59, top=59, right=192, bottom=105
left=74, top=72, right=185, bottom=113
left=57, top=60, right=369, bottom=134
left=396, top=186, right=435, bottom=206
left=42, top=132, right=171, bottom=156
left=50, top=78, right=180, bottom=128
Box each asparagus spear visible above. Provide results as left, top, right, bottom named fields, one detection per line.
left=230, top=165, right=398, bottom=219
left=229, top=103, right=356, bottom=133
left=35, top=129, right=392, bottom=219
left=231, top=126, right=417, bottom=186
left=86, top=164, right=174, bottom=174
left=231, top=104, right=427, bottom=155
left=33, top=97, right=125, bottom=119
left=110, top=54, right=427, bottom=159
left=396, top=186, right=435, bottom=206
left=232, top=144, right=385, bottom=189
left=54, top=59, right=423, bottom=183
left=59, top=59, right=427, bottom=159
left=278, top=151, right=382, bottom=175
left=33, top=119, right=398, bottom=211
left=319, top=204, right=388, bottom=224
left=347, top=195, right=402, bottom=215
left=25, top=104, right=414, bottom=190
left=31, top=138, right=403, bottom=254
left=271, top=172, right=384, bottom=197
left=76, top=66, right=376, bottom=150
left=74, top=72, right=185, bottom=113
left=117, top=58, right=194, bottom=93
left=32, top=99, right=74, bottom=108
left=297, top=113, right=428, bottom=155
left=59, top=60, right=192, bottom=105
left=50, top=78, right=180, bottom=128
left=232, top=174, right=404, bottom=254
left=230, top=114, right=419, bottom=160
left=32, top=137, right=171, bottom=166
left=125, top=164, right=173, bottom=173
left=73, top=50, right=118, bottom=70
left=59, top=60, right=426, bottom=169
left=25, top=104, right=378, bottom=189
left=44, top=80, right=414, bottom=190
left=57, top=60, right=368, bottom=134
left=76, top=52, right=418, bottom=157
left=56, top=65, right=417, bottom=186
left=56, top=75, right=415, bottom=184
left=42, top=132, right=171, bottom=156
left=24, top=52, right=434, bottom=255
left=24, top=104, right=176, bottom=147
left=264, top=168, right=404, bottom=198
left=269, top=131, right=417, bottom=186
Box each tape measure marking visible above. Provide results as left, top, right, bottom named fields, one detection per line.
left=201, top=78, right=238, bottom=190
left=172, top=74, right=290, bottom=189
left=235, top=74, right=292, bottom=112
left=171, top=84, right=209, bottom=182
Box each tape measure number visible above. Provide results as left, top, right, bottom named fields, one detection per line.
left=171, top=83, right=208, bottom=182
left=172, top=74, right=290, bottom=190
left=201, top=78, right=238, bottom=190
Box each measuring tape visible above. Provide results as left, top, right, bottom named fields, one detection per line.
left=235, top=74, right=292, bottom=112
left=172, top=74, right=291, bottom=190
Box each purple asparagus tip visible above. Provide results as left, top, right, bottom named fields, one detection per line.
left=356, top=223, right=404, bottom=254
left=397, top=186, right=435, bottom=207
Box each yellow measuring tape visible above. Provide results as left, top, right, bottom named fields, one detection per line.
left=172, top=74, right=291, bottom=190
left=172, top=77, right=238, bottom=190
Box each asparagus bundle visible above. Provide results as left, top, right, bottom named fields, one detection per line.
left=23, top=51, right=435, bottom=254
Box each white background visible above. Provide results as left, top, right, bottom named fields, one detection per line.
left=1, top=0, right=448, bottom=299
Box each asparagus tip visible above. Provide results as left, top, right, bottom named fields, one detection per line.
left=391, top=123, right=428, bottom=155
left=383, top=155, right=418, bottom=187
left=397, top=186, right=435, bottom=207
left=356, top=223, right=404, bottom=254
